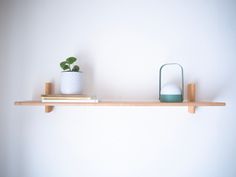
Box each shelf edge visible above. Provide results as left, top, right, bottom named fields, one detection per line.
left=14, top=101, right=226, bottom=107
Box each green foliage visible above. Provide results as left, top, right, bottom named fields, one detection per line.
left=72, top=65, right=80, bottom=72
left=66, top=57, right=77, bottom=64
left=60, top=56, right=80, bottom=72
left=60, top=61, right=70, bottom=70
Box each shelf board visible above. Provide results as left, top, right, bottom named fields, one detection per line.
left=14, top=83, right=226, bottom=114
left=15, top=100, right=226, bottom=107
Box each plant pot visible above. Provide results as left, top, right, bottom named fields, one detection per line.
left=60, top=72, right=82, bottom=94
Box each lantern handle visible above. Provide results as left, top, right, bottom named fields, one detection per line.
left=159, top=63, right=184, bottom=99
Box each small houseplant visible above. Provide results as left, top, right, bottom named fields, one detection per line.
left=60, top=56, right=82, bottom=94
left=60, top=57, right=80, bottom=72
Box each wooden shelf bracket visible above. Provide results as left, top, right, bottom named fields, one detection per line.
left=44, top=82, right=53, bottom=113
left=187, top=83, right=196, bottom=113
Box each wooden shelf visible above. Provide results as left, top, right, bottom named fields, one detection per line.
left=15, top=100, right=226, bottom=107
left=14, top=100, right=225, bottom=114
left=14, top=83, right=226, bottom=114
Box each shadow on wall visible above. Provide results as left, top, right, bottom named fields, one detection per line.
left=76, top=51, right=95, bottom=96
left=198, top=81, right=230, bottom=101
left=182, top=79, right=229, bottom=102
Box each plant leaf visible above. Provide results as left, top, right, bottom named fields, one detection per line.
left=60, top=61, right=70, bottom=70
left=72, top=65, right=80, bottom=72
left=62, top=65, right=70, bottom=70
left=66, top=57, right=77, bottom=64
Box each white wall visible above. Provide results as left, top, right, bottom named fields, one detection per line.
left=1, top=0, right=236, bottom=177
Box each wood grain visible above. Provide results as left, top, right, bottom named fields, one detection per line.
left=187, top=83, right=196, bottom=113
left=15, top=101, right=225, bottom=107
left=44, top=82, right=53, bottom=113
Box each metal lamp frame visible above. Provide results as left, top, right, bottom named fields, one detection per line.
left=159, top=63, right=184, bottom=100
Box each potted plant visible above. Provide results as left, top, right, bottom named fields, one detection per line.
left=60, top=56, right=82, bottom=94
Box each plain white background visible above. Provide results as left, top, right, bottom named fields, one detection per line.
left=0, top=0, right=236, bottom=177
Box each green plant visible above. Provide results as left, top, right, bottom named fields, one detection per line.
left=60, top=56, right=80, bottom=72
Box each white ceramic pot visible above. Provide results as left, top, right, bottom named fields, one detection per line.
left=60, top=72, right=82, bottom=94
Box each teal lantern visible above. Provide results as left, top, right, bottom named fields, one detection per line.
left=159, top=63, right=184, bottom=102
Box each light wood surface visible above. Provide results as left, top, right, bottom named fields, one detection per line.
left=44, top=82, right=53, bottom=113
left=14, top=82, right=226, bottom=113
left=187, top=83, right=196, bottom=113
left=15, top=101, right=226, bottom=106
